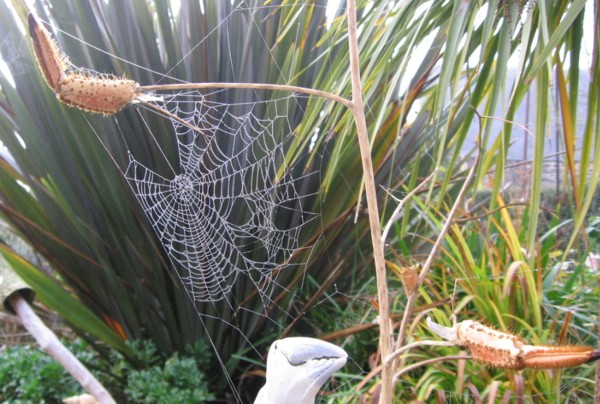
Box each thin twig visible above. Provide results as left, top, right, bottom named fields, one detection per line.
left=345, top=0, right=393, bottom=402
left=395, top=154, right=479, bottom=351
left=354, top=364, right=382, bottom=393
left=319, top=298, right=452, bottom=341
left=381, top=170, right=437, bottom=245
left=386, top=340, right=457, bottom=365
left=453, top=202, right=529, bottom=224
left=351, top=347, right=469, bottom=394
left=504, top=147, right=583, bottom=168
left=136, top=99, right=205, bottom=135
left=393, top=355, right=471, bottom=381
left=138, top=82, right=353, bottom=109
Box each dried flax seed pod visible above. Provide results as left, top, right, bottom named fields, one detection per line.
left=454, top=320, right=526, bottom=370
left=428, top=317, right=600, bottom=370
left=28, top=14, right=138, bottom=115
left=57, top=73, right=138, bottom=115
left=520, top=344, right=600, bottom=369
left=28, top=14, right=69, bottom=90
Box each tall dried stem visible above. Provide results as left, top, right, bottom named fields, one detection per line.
left=345, top=0, right=393, bottom=402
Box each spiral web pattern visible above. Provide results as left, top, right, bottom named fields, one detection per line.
left=124, top=91, right=318, bottom=305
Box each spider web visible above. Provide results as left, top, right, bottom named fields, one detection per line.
left=67, top=2, right=357, bottom=400
left=125, top=90, right=319, bottom=307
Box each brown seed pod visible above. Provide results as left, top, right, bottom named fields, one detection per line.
left=57, top=73, right=138, bottom=115
left=28, top=14, right=69, bottom=90
left=455, top=320, right=526, bottom=370
left=28, top=14, right=138, bottom=115
left=520, top=344, right=598, bottom=369
left=428, top=317, right=600, bottom=370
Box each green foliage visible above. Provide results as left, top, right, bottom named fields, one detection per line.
left=0, top=1, right=439, bottom=396
left=0, top=0, right=598, bottom=401
left=0, top=339, right=214, bottom=403
left=122, top=341, right=214, bottom=404
left=0, top=343, right=86, bottom=403
left=383, top=192, right=599, bottom=402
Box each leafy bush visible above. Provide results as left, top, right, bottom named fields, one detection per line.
left=0, top=339, right=214, bottom=403
left=121, top=340, right=214, bottom=403
left=0, top=344, right=84, bottom=402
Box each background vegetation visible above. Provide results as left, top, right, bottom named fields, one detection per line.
left=0, top=339, right=214, bottom=403
left=0, top=0, right=598, bottom=402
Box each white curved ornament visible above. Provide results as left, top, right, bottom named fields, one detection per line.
left=255, top=337, right=348, bottom=404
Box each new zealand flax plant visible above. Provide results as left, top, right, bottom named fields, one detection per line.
left=0, top=0, right=598, bottom=401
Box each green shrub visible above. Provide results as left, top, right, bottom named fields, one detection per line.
left=0, top=344, right=84, bottom=403
left=0, top=339, right=214, bottom=403
left=122, top=340, right=214, bottom=403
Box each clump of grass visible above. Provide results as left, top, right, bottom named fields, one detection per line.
left=383, top=192, right=598, bottom=402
